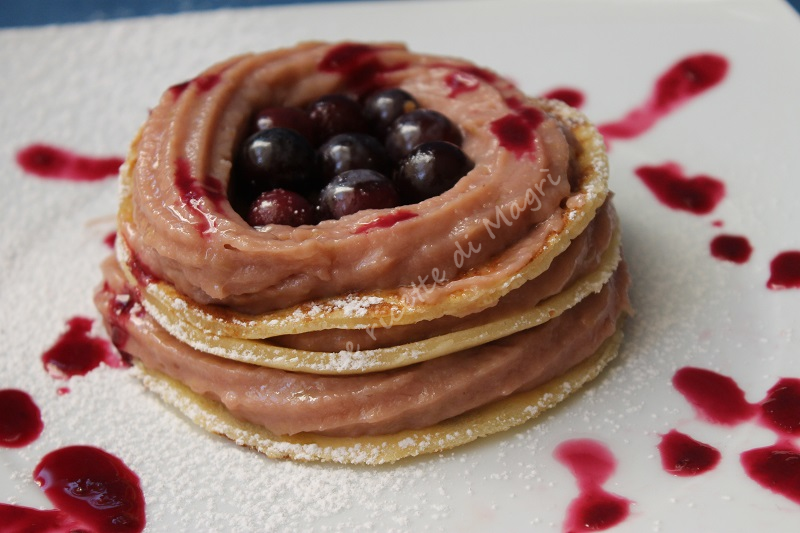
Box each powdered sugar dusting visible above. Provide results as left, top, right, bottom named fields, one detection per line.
left=329, top=295, right=385, bottom=318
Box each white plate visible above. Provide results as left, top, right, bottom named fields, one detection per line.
left=2, top=0, right=799, bottom=531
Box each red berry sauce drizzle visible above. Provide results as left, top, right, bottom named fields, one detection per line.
left=16, top=143, right=123, bottom=182
left=542, top=87, right=585, bottom=109
left=584, top=52, right=799, bottom=279
left=168, top=72, right=222, bottom=99
left=42, top=316, right=127, bottom=380
left=585, top=52, right=746, bottom=268
left=0, top=389, right=43, bottom=448
left=444, top=71, right=481, bottom=98
left=634, top=162, right=725, bottom=216
left=33, top=446, right=146, bottom=533
left=767, top=251, right=800, bottom=290
left=597, top=53, right=729, bottom=147
left=657, top=430, right=721, bottom=477
left=103, top=286, right=146, bottom=354
left=318, top=42, right=407, bottom=94
left=710, top=234, right=753, bottom=264
left=174, top=157, right=227, bottom=236
left=355, top=210, right=418, bottom=234
left=485, top=94, right=546, bottom=159
left=432, top=57, right=545, bottom=159
left=0, top=504, right=82, bottom=533
left=490, top=113, right=540, bottom=158
left=554, top=439, right=633, bottom=532
left=671, top=367, right=800, bottom=505
left=104, top=230, right=118, bottom=249
left=0, top=446, right=146, bottom=533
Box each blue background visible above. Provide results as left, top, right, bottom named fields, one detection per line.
left=2, top=0, right=798, bottom=28
left=1, top=0, right=375, bottom=27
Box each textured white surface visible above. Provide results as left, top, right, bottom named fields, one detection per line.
left=2, top=0, right=800, bottom=531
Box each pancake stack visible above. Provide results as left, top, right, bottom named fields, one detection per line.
left=96, top=42, right=630, bottom=464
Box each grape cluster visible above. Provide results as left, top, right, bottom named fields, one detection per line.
left=230, top=88, right=474, bottom=227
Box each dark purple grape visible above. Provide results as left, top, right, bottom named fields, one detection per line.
left=307, top=94, right=369, bottom=142
left=247, top=189, right=315, bottom=227
left=318, top=133, right=389, bottom=181
left=362, top=88, right=419, bottom=136
left=318, top=169, right=399, bottom=219
left=252, top=107, right=315, bottom=141
left=237, top=127, right=319, bottom=194
left=394, top=142, right=474, bottom=203
left=384, top=109, right=462, bottom=160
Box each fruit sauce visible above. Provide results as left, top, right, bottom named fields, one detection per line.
left=34, top=445, right=146, bottom=533
left=672, top=368, right=800, bottom=505
left=554, top=439, right=632, bottom=532
left=0, top=389, right=43, bottom=448
left=16, top=144, right=123, bottom=182
left=657, top=430, right=721, bottom=477
left=710, top=235, right=753, bottom=264
left=42, top=316, right=126, bottom=380
left=598, top=53, right=729, bottom=145
left=634, top=162, right=725, bottom=215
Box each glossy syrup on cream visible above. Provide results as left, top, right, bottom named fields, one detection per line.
left=173, top=157, right=227, bottom=236
left=0, top=389, right=43, bottom=448
left=354, top=210, right=418, bottom=234
left=318, top=42, right=407, bottom=94
left=672, top=368, right=800, bottom=505
left=16, top=143, right=123, bottom=181
left=554, top=439, right=632, bottom=532
left=542, top=88, right=585, bottom=109
left=444, top=71, right=481, bottom=98
left=168, top=73, right=221, bottom=98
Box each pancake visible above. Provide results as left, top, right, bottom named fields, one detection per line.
left=134, top=327, right=625, bottom=465
left=111, top=226, right=621, bottom=374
